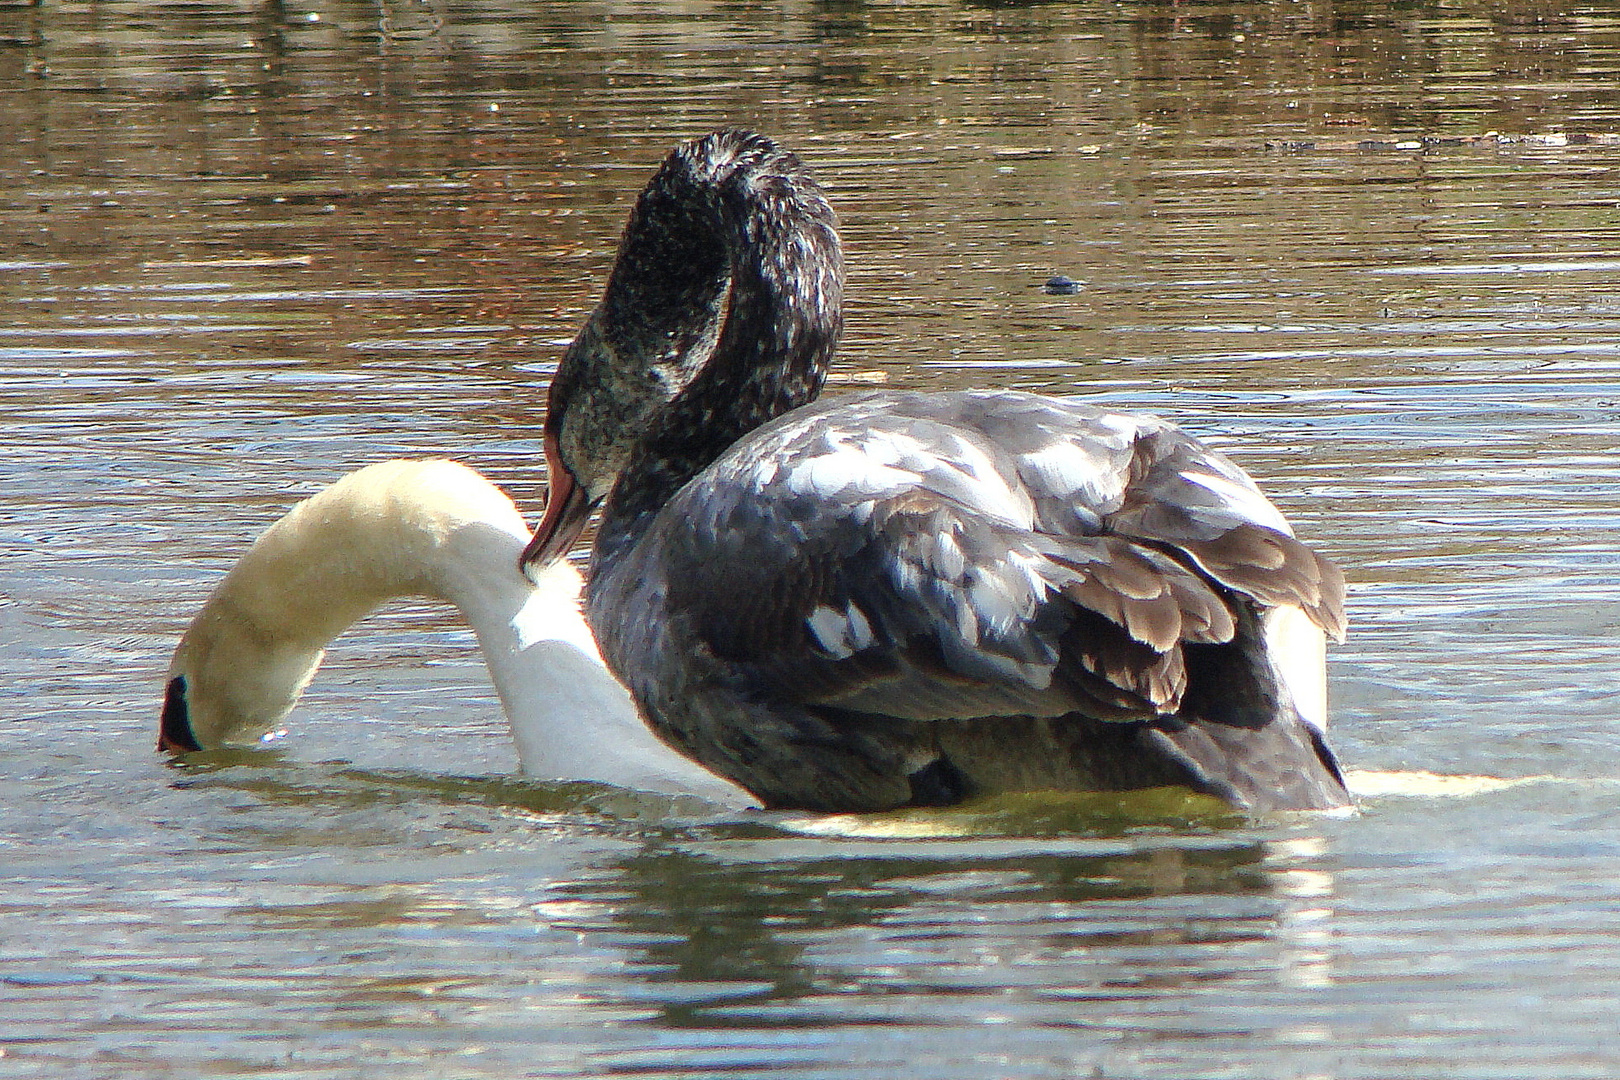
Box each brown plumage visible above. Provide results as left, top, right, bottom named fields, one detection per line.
left=523, top=131, right=1351, bottom=814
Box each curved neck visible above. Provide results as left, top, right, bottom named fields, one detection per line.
left=168, top=461, right=752, bottom=804
left=553, top=132, right=844, bottom=568
left=170, top=462, right=552, bottom=746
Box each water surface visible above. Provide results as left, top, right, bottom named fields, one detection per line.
left=3, top=2, right=1620, bottom=1077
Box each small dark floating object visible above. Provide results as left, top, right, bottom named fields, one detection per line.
left=1042, top=274, right=1082, bottom=295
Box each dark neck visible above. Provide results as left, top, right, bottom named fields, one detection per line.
left=595, top=135, right=844, bottom=565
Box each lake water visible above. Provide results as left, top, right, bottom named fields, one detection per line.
left=4, top=2, right=1620, bottom=1077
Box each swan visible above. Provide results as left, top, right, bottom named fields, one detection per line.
left=157, top=458, right=756, bottom=807
left=520, top=129, right=1351, bottom=814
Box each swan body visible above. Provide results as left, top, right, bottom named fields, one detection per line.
left=158, top=459, right=755, bottom=806
left=523, top=130, right=1350, bottom=814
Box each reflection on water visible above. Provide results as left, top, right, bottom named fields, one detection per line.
left=4, top=2, right=1620, bottom=1078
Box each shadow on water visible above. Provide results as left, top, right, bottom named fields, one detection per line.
left=163, top=746, right=1254, bottom=840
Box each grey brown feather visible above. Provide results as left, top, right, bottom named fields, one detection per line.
left=532, top=132, right=1351, bottom=814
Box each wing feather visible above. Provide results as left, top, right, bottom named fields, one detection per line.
left=650, top=389, right=1343, bottom=735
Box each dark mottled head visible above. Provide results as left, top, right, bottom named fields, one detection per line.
left=523, top=130, right=844, bottom=571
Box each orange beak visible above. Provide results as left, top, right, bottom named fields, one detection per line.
left=521, top=431, right=597, bottom=574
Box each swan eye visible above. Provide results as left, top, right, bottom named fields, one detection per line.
left=158, top=675, right=202, bottom=752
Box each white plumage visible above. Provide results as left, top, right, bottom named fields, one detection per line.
left=158, top=460, right=754, bottom=807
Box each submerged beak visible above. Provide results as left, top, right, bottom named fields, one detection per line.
left=158, top=674, right=202, bottom=753
left=521, top=434, right=597, bottom=575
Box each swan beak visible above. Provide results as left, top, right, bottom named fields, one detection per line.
left=158, top=675, right=202, bottom=753
left=521, top=460, right=595, bottom=575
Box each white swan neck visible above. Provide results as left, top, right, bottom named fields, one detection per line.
left=169, top=460, right=525, bottom=744
left=168, top=460, right=753, bottom=805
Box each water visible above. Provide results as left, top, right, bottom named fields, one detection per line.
left=4, top=2, right=1620, bottom=1076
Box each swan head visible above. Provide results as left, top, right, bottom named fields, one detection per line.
left=159, top=625, right=321, bottom=752
left=521, top=129, right=843, bottom=574
left=519, top=316, right=648, bottom=570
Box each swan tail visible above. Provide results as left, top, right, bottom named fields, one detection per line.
left=1139, top=617, right=1350, bottom=811
left=1140, top=713, right=1350, bottom=813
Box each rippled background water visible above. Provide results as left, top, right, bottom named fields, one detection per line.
left=4, top=2, right=1620, bottom=1077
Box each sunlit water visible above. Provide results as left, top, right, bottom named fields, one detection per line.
left=4, top=3, right=1620, bottom=1077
